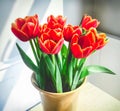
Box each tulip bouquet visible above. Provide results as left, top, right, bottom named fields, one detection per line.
left=11, top=14, right=115, bottom=93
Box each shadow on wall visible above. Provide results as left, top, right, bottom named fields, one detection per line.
left=93, top=0, right=120, bottom=37
left=63, top=0, right=95, bottom=25
left=0, top=0, right=15, bottom=36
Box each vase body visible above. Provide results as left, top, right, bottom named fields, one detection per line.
left=31, top=73, right=86, bottom=111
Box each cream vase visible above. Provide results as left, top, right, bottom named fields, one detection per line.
left=31, top=73, right=86, bottom=111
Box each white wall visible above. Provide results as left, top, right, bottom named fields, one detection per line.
left=63, top=0, right=94, bottom=25
left=93, top=0, right=120, bottom=37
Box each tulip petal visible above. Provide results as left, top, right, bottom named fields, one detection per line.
left=39, top=39, right=50, bottom=54
left=41, top=33, right=50, bottom=42
left=82, top=46, right=93, bottom=57
left=73, top=27, right=82, bottom=35
left=85, top=19, right=100, bottom=30
left=78, top=34, right=94, bottom=49
left=21, top=23, right=29, bottom=35
left=49, top=30, right=61, bottom=42
left=15, top=18, right=25, bottom=29
left=44, top=40, right=56, bottom=52
left=33, top=22, right=39, bottom=36
left=52, top=38, right=64, bottom=54
left=81, top=15, right=91, bottom=27
left=71, top=34, right=79, bottom=44
left=63, top=25, right=73, bottom=41
left=47, top=15, right=66, bottom=29
left=11, top=23, right=29, bottom=41
left=27, top=22, right=35, bottom=37
left=26, top=14, right=38, bottom=23
left=57, top=15, right=66, bottom=26
left=39, top=30, right=64, bottom=54
left=96, top=33, right=108, bottom=49
left=71, top=43, right=83, bottom=58
left=89, top=28, right=98, bottom=40
left=81, top=15, right=100, bottom=30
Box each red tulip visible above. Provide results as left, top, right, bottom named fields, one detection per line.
left=47, top=15, right=66, bottom=29
left=70, top=28, right=108, bottom=58
left=38, top=29, right=64, bottom=54
left=63, top=25, right=82, bottom=42
left=11, top=14, right=39, bottom=42
left=90, top=28, right=108, bottom=50
left=81, top=15, right=100, bottom=30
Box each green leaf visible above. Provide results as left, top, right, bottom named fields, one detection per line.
left=80, top=65, right=116, bottom=79
left=61, top=44, right=71, bottom=76
left=80, top=66, right=89, bottom=79
left=35, top=73, right=44, bottom=89
left=61, top=44, right=68, bottom=59
left=55, top=61, right=63, bottom=93
left=37, top=55, right=46, bottom=89
left=71, top=58, right=86, bottom=90
left=78, top=58, right=86, bottom=69
left=68, top=60, right=73, bottom=87
left=71, top=71, right=79, bottom=90
left=56, top=52, right=62, bottom=72
left=73, top=58, right=77, bottom=69
left=43, top=54, right=55, bottom=75
left=87, top=65, right=116, bottom=74
left=43, top=54, right=55, bottom=83
left=16, top=43, right=39, bottom=73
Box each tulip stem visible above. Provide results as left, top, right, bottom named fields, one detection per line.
left=30, top=40, right=39, bottom=66
left=33, top=38, right=41, bottom=60
left=52, top=54, right=55, bottom=65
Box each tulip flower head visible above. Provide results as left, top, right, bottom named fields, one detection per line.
left=11, top=14, right=39, bottom=42
left=81, top=14, right=100, bottom=30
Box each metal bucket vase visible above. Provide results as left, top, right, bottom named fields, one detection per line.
left=31, top=73, right=86, bottom=111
